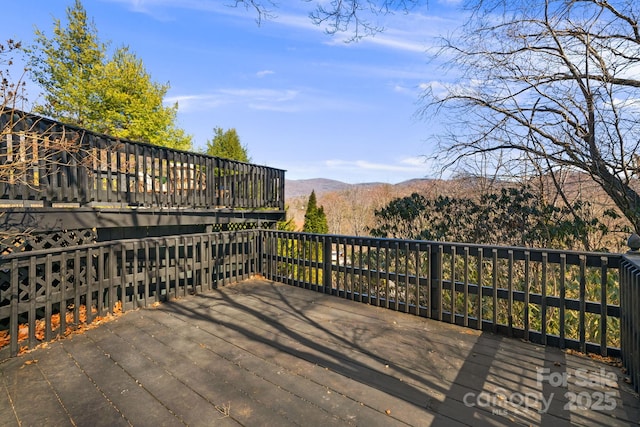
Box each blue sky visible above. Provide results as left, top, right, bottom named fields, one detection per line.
left=6, top=0, right=464, bottom=184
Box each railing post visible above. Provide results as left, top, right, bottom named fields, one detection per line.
left=323, top=236, right=332, bottom=294
left=430, top=244, right=442, bottom=320
left=621, top=248, right=640, bottom=394
left=256, top=229, right=264, bottom=277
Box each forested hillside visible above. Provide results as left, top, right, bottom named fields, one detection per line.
left=285, top=175, right=631, bottom=253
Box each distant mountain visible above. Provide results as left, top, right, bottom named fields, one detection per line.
left=285, top=178, right=434, bottom=199
left=285, top=178, right=353, bottom=198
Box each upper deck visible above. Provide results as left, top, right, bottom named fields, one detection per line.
left=0, top=110, right=285, bottom=249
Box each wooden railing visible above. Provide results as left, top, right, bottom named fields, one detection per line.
left=0, top=110, right=284, bottom=210
left=1, top=228, right=636, bottom=393
left=261, top=231, right=623, bottom=357
left=620, top=254, right=640, bottom=393
left=0, top=230, right=260, bottom=356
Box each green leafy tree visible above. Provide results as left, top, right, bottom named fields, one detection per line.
left=370, top=187, right=617, bottom=251
left=277, top=205, right=297, bottom=231
left=27, top=0, right=191, bottom=150
left=206, top=127, right=250, bottom=162
left=303, top=190, right=328, bottom=234
left=88, top=47, right=191, bottom=150
left=28, top=0, right=105, bottom=125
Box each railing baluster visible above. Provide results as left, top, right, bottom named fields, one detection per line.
left=375, top=240, right=382, bottom=307
left=97, top=246, right=104, bottom=316
left=524, top=251, right=530, bottom=341
left=86, top=247, right=94, bottom=323
left=476, top=248, right=483, bottom=330
left=60, top=252, right=68, bottom=337
left=463, top=247, right=469, bottom=327
left=579, top=255, right=587, bottom=353
left=28, top=255, right=36, bottom=349
left=507, top=250, right=513, bottom=337
left=559, top=253, right=566, bottom=349
left=143, top=240, right=150, bottom=305
left=600, top=257, right=608, bottom=356
left=45, top=253, right=53, bottom=342
left=541, top=252, right=548, bottom=345
left=450, top=246, right=456, bottom=324
left=384, top=240, right=390, bottom=309
left=10, top=259, right=18, bottom=356
left=414, top=243, right=420, bottom=315
left=492, top=248, right=498, bottom=333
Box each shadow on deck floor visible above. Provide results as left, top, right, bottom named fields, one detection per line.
left=1, top=279, right=638, bottom=426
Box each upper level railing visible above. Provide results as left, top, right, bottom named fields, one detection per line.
left=0, top=110, right=285, bottom=210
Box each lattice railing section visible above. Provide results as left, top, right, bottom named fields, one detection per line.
left=0, top=229, right=97, bottom=255
left=216, top=222, right=261, bottom=232
left=0, top=230, right=259, bottom=356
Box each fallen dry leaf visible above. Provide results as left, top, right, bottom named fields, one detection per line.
left=1, top=303, right=125, bottom=354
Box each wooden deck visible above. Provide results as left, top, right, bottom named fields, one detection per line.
left=1, top=279, right=638, bottom=426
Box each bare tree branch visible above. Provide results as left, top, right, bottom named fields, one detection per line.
left=422, top=0, right=640, bottom=232
left=232, top=0, right=423, bottom=39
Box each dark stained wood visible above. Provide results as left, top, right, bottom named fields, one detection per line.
left=0, top=280, right=637, bottom=426
left=0, top=109, right=285, bottom=241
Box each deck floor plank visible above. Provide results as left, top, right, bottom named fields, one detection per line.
left=0, top=279, right=638, bottom=426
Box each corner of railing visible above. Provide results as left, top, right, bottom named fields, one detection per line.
left=620, top=233, right=640, bottom=394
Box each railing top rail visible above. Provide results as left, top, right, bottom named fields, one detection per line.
left=1, top=109, right=286, bottom=172
left=269, top=230, right=622, bottom=266
left=0, top=109, right=286, bottom=211
left=0, top=229, right=258, bottom=261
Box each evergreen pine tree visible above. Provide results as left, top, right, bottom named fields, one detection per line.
left=28, top=0, right=191, bottom=150
left=303, top=190, right=328, bottom=234
left=206, top=127, right=250, bottom=162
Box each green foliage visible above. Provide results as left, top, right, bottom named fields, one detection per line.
left=28, top=0, right=105, bottom=124
left=206, top=127, right=250, bottom=162
left=27, top=0, right=191, bottom=150
left=88, top=47, right=191, bottom=150
left=370, top=186, right=616, bottom=251
left=303, top=190, right=328, bottom=234
left=277, top=205, right=297, bottom=231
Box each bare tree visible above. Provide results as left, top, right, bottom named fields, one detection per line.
left=421, top=0, right=640, bottom=233
left=1, top=40, right=27, bottom=111
left=1, top=40, right=104, bottom=253
left=232, top=0, right=422, bottom=39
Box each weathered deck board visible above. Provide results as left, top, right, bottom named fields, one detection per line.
left=1, top=279, right=638, bottom=426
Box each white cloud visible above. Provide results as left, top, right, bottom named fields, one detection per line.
left=164, top=94, right=225, bottom=110
left=325, top=158, right=426, bottom=173
left=256, top=70, right=275, bottom=78
left=281, top=156, right=431, bottom=183
left=165, top=88, right=298, bottom=111
left=106, top=0, right=461, bottom=55
left=166, top=86, right=373, bottom=114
